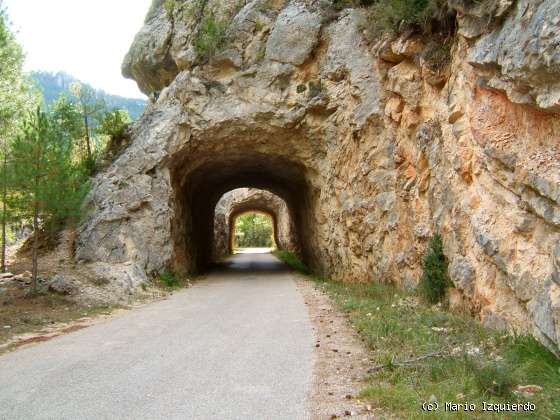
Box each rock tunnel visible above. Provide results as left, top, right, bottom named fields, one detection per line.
left=75, top=0, right=560, bottom=355
left=168, top=148, right=318, bottom=275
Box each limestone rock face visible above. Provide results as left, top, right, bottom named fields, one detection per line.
left=468, top=0, right=560, bottom=112
left=122, top=1, right=178, bottom=96
left=77, top=0, right=560, bottom=355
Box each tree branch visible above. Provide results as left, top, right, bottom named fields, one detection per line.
left=367, top=351, right=451, bottom=374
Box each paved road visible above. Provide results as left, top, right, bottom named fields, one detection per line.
left=0, top=253, right=314, bottom=420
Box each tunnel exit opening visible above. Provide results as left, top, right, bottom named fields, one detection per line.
left=231, top=211, right=276, bottom=254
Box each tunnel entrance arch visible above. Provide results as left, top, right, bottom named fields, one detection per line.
left=168, top=145, right=322, bottom=276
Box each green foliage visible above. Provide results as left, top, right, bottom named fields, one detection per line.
left=9, top=108, right=89, bottom=229
left=50, top=95, right=84, bottom=143
left=69, top=82, right=106, bottom=172
left=159, top=269, right=180, bottom=289
left=364, top=0, right=456, bottom=36
left=310, top=276, right=560, bottom=418
left=467, top=359, right=515, bottom=397
left=164, top=0, right=177, bottom=18
left=419, top=233, right=451, bottom=304
left=0, top=6, right=38, bottom=138
left=234, top=213, right=274, bottom=249
left=194, top=13, right=228, bottom=61
left=96, top=109, right=131, bottom=140
left=0, top=5, right=40, bottom=271
left=272, top=250, right=310, bottom=275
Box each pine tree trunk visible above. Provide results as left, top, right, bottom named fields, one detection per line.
left=32, top=199, right=39, bottom=292
left=1, top=143, right=6, bottom=273
left=84, top=116, right=92, bottom=164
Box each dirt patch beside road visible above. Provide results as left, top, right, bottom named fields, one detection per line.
left=296, top=277, right=378, bottom=419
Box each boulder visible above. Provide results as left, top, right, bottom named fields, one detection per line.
left=265, top=5, right=322, bottom=66
left=48, top=274, right=78, bottom=295
left=449, top=256, right=475, bottom=296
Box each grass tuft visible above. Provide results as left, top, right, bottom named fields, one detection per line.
left=194, top=13, right=229, bottom=61
left=272, top=250, right=310, bottom=275
left=467, top=358, right=515, bottom=397
left=361, top=0, right=457, bottom=37
left=158, top=269, right=181, bottom=289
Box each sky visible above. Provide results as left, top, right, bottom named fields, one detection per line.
left=3, top=0, right=152, bottom=99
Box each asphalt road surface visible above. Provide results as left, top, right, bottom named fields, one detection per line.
left=0, top=253, right=314, bottom=419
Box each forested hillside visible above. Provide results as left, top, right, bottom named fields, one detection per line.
left=32, top=71, right=146, bottom=120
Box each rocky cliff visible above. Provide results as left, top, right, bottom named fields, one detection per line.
left=76, top=0, right=560, bottom=355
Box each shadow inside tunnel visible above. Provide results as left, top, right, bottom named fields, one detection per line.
left=208, top=251, right=291, bottom=275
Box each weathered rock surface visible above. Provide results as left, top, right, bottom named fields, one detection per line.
left=48, top=274, right=78, bottom=295
left=265, top=4, right=322, bottom=66
left=77, top=0, right=560, bottom=355
left=468, top=0, right=560, bottom=112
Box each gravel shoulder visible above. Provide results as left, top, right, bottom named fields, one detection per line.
left=296, top=277, right=376, bottom=419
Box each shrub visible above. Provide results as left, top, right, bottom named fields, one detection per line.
left=159, top=269, right=180, bottom=289
left=419, top=233, right=451, bottom=303
left=273, top=250, right=310, bottom=275
left=421, top=40, right=452, bottom=71
left=308, top=80, right=322, bottom=98
left=96, top=109, right=131, bottom=140
left=194, top=13, right=229, bottom=61
left=467, top=359, right=515, bottom=397
left=366, top=0, right=456, bottom=36
left=369, top=0, right=427, bottom=34
left=164, top=0, right=177, bottom=19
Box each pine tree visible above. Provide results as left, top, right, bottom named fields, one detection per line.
left=96, top=108, right=131, bottom=139
left=0, top=6, right=37, bottom=272
left=419, top=233, right=451, bottom=304
left=9, top=108, right=89, bottom=290
left=69, top=82, right=106, bottom=172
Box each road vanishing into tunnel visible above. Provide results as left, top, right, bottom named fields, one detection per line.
left=0, top=253, right=315, bottom=420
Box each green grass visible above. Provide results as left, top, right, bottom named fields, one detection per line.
left=158, top=269, right=181, bottom=289
left=272, top=250, right=310, bottom=275
left=278, top=251, right=560, bottom=418
left=319, top=279, right=560, bottom=418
